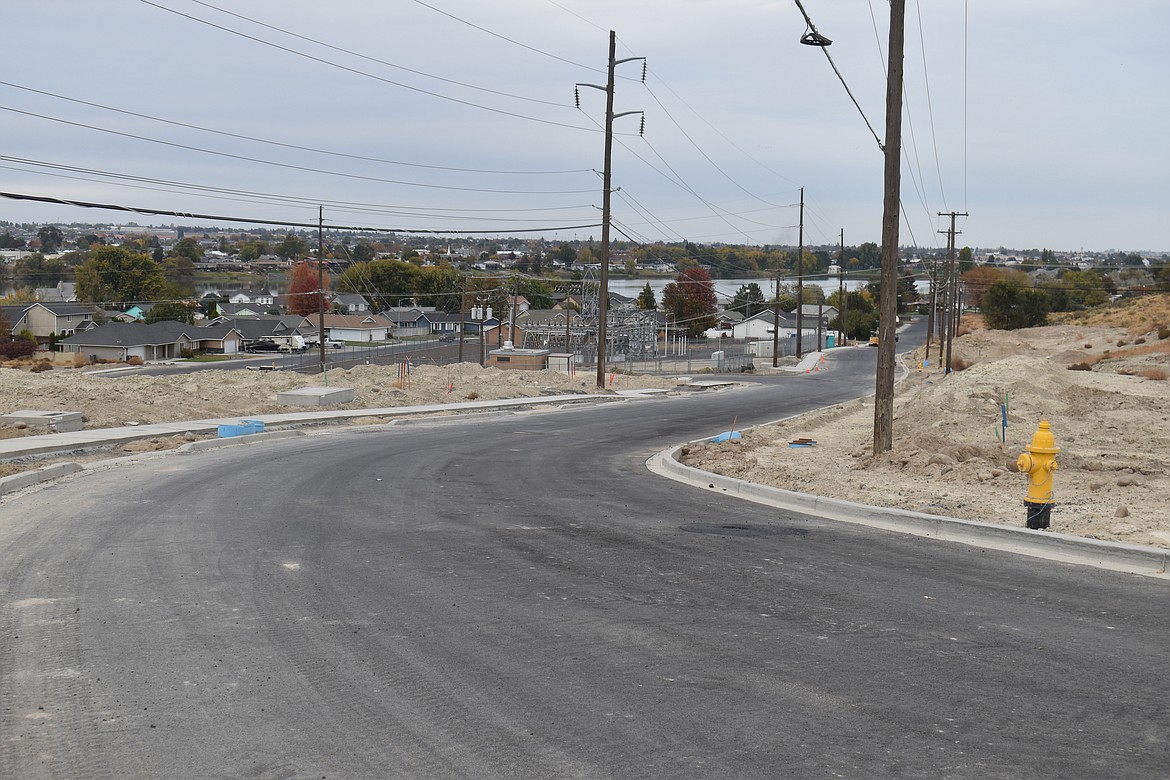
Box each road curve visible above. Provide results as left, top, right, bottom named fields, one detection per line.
left=1, top=346, right=1167, bottom=779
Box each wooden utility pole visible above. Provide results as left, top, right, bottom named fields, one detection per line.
left=317, top=207, right=326, bottom=376
left=939, top=211, right=968, bottom=373
left=873, top=0, right=906, bottom=455
left=795, top=187, right=805, bottom=356
left=838, top=229, right=845, bottom=347
left=771, top=264, right=781, bottom=367
left=577, top=32, right=644, bottom=388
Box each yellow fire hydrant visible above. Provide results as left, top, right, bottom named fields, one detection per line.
left=1016, top=419, right=1060, bottom=529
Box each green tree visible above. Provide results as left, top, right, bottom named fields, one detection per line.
left=983, top=280, right=1049, bottom=330
left=162, top=254, right=196, bottom=294
left=145, top=301, right=197, bottom=324
left=636, top=283, right=657, bottom=310
left=275, top=233, right=309, bottom=262
left=76, top=246, right=167, bottom=304
left=1060, top=269, right=1110, bottom=309
left=37, top=225, right=64, bottom=254
left=13, top=253, right=66, bottom=288
left=958, top=246, right=974, bottom=272
left=730, top=282, right=766, bottom=317
left=0, top=231, right=25, bottom=249
left=172, top=237, right=203, bottom=263
left=661, top=267, right=718, bottom=337
left=554, top=243, right=576, bottom=269
left=351, top=242, right=376, bottom=264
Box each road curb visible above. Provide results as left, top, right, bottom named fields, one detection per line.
left=647, top=443, right=1170, bottom=579
left=0, top=462, right=86, bottom=498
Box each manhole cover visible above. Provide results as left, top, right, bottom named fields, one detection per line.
left=679, top=523, right=807, bottom=538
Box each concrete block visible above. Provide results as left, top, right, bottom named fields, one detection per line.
left=1, top=410, right=84, bottom=433
left=276, top=386, right=355, bottom=407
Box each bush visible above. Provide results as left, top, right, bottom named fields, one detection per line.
left=30, top=360, right=53, bottom=373
left=0, top=339, right=37, bottom=359
left=1134, top=337, right=1146, bottom=345
left=1117, top=339, right=1128, bottom=347
left=1141, top=369, right=1167, bottom=381
left=180, top=348, right=194, bottom=359
left=1068, top=362, right=1092, bottom=371
left=126, top=356, right=144, bottom=366
left=1159, top=326, right=1170, bottom=340
left=951, top=356, right=972, bottom=371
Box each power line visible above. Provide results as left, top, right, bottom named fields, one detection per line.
left=0, top=106, right=597, bottom=195
left=0, top=190, right=603, bottom=236
left=139, top=0, right=601, bottom=133
left=0, top=80, right=590, bottom=176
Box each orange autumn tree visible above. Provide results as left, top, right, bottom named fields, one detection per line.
left=288, top=260, right=329, bottom=316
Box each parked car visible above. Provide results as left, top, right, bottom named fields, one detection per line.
left=245, top=340, right=281, bottom=353
left=325, top=340, right=344, bottom=349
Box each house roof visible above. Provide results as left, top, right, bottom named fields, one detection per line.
left=29, top=302, right=97, bottom=317
left=323, top=313, right=394, bottom=330
left=1, top=304, right=30, bottom=328
left=58, top=320, right=198, bottom=348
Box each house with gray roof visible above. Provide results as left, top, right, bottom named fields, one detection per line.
left=57, top=321, right=204, bottom=362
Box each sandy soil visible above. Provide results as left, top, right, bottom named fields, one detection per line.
left=682, top=302, right=1170, bottom=549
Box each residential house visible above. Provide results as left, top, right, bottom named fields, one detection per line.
left=1, top=304, right=30, bottom=335
left=205, top=316, right=312, bottom=347
left=23, top=302, right=98, bottom=345
left=34, top=281, right=77, bottom=302
left=321, top=313, right=395, bottom=342
left=215, top=301, right=270, bottom=317
left=58, top=321, right=201, bottom=362
left=332, top=293, right=370, bottom=314
left=383, top=309, right=432, bottom=339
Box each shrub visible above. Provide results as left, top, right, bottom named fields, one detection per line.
left=1084, top=344, right=1093, bottom=349
left=72, top=353, right=90, bottom=368
left=180, top=348, right=194, bottom=359
left=0, top=339, right=37, bottom=359
left=126, top=356, right=144, bottom=366
left=1117, top=339, right=1128, bottom=347
left=1134, top=337, right=1146, bottom=345
left=1159, top=326, right=1170, bottom=340
left=1140, top=368, right=1167, bottom=381
left=951, top=356, right=972, bottom=371
left=1068, top=362, right=1092, bottom=371
left=30, top=360, right=53, bottom=373
left=464, top=391, right=480, bottom=400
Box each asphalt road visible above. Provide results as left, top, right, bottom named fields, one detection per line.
left=2, top=341, right=1167, bottom=778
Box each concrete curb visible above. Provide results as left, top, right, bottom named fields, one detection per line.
left=0, top=462, right=86, bottom=498
left=178, top=430, right=306, bottom=453
left=647, top=444, right=1170, bottom=579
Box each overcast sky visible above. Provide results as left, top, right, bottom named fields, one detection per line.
left=2, top=0, right=1166, bottom=253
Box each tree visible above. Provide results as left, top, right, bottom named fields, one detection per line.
left=275, top=233, right=309, bottom=263
left=636, top=283, right=657, bottom=310
left=554, top=243, right=576, bottom=268
left=162, top=254, right=196, bottom=295
left=661, top=266, right=718, bottom=337
left=172, top=237, right=203, bottom=263
left=0, top=232, right=25, bottom=249
left=351, top=242, right=376, bottom=264
left=1060, top=269, right=1110, bottom=309
left=76, top=246, right=167, bottom=304
left=145, top=301, right=197, bottom=324
left=37, top=225, right=64, bottom=254
left=983, top=280, right=1048, bottom=330
left=730, top=282, right=766, bottom=317
left=13, top=253, right=66, bottom=288
left=288, top=260, right=329, bottom=316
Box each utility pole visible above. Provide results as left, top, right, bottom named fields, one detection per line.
left=317, top=207, right=326, bottom=376
left=576, top=31, right=644, bottom=388
left=771, top=264, right=781, bottom=367
left=873, top=0, right=906, bottom=455
left=938, top=211, right=968, bottom=373
left=795, top=187, right=805, bottom=356
left=838, top=229, right=846, bottom=347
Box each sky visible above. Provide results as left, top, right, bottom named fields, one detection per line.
left=1, top=0, right=1167, bottom=253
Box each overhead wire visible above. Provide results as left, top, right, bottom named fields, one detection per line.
left=0, top=190, right=603, bottom=236
left=139, top=0, right=601, bottom=133
left=0, top=81, right=590, bottom=176
left=0, top=105, right=597, bottom=196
